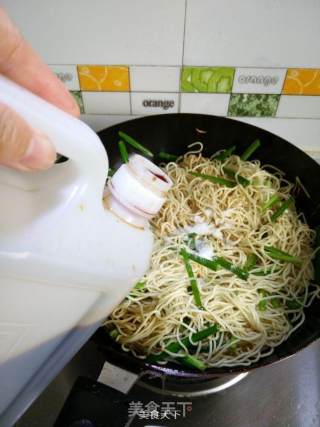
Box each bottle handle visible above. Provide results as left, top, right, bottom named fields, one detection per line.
left=0, top=76, right=108, bottom=204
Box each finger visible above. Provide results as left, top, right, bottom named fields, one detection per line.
left=0, top=8, right=79, bottom=117
left=0, top=102, right=56, bottom=171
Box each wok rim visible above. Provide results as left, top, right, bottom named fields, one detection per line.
left=95, top=113, right=320, bottom=379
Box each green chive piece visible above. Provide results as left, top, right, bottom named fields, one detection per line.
left=252, top=266, right=278, bottom=276
left=265, top=246, right=303, bottom=265
left=223, top=167, right=250, bottom=187
left=118, top=140, right=129, bottom=163
left=128, top=281, right=146, bottom=298
left=190, top=171, right=236, bottom=188
left=258, top=289, right=268, bottom=311
left=147, top=324, right=219, bottom=362
left=159, top=151, right=178, bottom=161
left=109, top=329, right=120, bottom=339
left=258, top=300, right=267, bottom=311
left=230, top=336, right=238, bottom=350
left=184, top=233, right=197, bottom=251
left=216, top=257, right=249, bottom=280
left=179, top=355, right=206, bottom=371
left=134, top=281, right=146, bottom=291
left=214, top=145, right=236, bottom=161
left=166, top=325, right=219, bottom=354
left=264, top=178, right=273, bottom=188
left=190, top=324, right=220, bottom=342
left=261, top=194, right=280, bottom=213
left=286, top=299, right=303, bottom=310
left=271, top=298, right=281, bottom=308
left=314, top=225, right=320, bottom=284
left=108, top=168, right=115, bottom=177
left=118, top=131, right=154, bottom=157
left=271, top=197, right=295, bottom=222
left=240, top=139, right=261, bottom=161
left=243, top=253, right=258, bottom=271
left=180, top=249, right=204, bottom=309
left=182, top=250, right=219, bottom=272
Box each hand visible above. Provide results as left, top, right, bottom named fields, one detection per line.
left=0, top=8, right=80, bottom=171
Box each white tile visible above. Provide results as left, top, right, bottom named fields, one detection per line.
left=131, top=92, right=179, bottom=115
left=48, top=65, right=80, bottom=90
left=2, top=0, right=185, bottom=66
left=82, top=92, right=130, bottom=115
left=232, top=68, right=286, bottom=94
left=181, top=93, right=230, bottom=116
left=230, top=117, right=320, bottom=152
left=307, top=151, right=320, bottom=165
left=81, top=114, right=135, bottom=132
left=277, top=96, right=320, bottom=118
left=184, top=0, right=320, bottom=67
left=130, top=66, right=180, bottom=92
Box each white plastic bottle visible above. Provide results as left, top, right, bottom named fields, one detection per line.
left=0, top=76, right=171, bottom=426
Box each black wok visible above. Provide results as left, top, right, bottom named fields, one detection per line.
left=93, top=113, right=320, bottom=382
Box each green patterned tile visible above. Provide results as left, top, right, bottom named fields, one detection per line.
left=70, top=91, right=84, bottom=114
left=181, top=67, right=234, bottom=93
left=228, top=94, right=280, bottom=117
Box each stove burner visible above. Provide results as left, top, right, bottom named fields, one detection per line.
left=137, top=372, right=249, bottom=397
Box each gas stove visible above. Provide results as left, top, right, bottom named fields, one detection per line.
left=15, top=337, right=320, bottom=427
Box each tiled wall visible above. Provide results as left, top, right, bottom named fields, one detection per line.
left=2, top=0, right=320, bottom=158
left=49, top=64, right=320, bottom=119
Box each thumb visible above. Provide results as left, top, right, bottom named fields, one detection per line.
left=0, top=102, right=56, bottom=171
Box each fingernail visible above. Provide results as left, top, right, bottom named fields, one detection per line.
left=19, top=134, right=56, bottom=170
